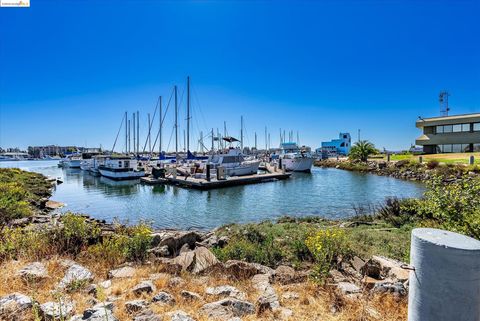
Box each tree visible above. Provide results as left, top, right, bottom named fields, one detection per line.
left=349, top=140, right=377, bottom=162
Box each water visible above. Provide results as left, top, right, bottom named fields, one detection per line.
left=1, top=160, right=425, bottom=230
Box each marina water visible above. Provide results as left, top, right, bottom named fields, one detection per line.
left=1, top=160, right=425, bottom=230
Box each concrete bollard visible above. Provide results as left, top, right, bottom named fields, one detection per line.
left=408, top=228, right=480, bottom=321
left=387, top=153, right=391, bottom=162
left=470, top=155, right=475, bottom=165
left=206, top=164, right=211, bottom=182
left=418, top=156, right=423, bottom=163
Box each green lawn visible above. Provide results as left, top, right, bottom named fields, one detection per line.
left=376, top=152, right=480, bottom=165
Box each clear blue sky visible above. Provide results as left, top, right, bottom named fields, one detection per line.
left=1, top=0, right=479, bottom=152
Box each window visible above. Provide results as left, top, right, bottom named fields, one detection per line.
left=452, top=124, right=462, bottom=132
left=474, top=123, right=480, bottom=131
left=443, top=125, right=453, bottom=133
left=474, top=144, right=480, bottom=152
left=436, top=123, right=472, bottom=133
left=452, top=144, right=462, bottom=153
left=340, top=142, right=345, bottom=147
left=462, top=124, right=471, bottom=132
left=436, top=126, right=443, bottom=134
left=437, top=144, right=471, bottom=153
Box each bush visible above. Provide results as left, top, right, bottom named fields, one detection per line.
left=377, top=197, right=420, bottom=227
left=0, top=182, right=32, bottom=226
left=51, top=213, right=101, bottom=255
left=426, top=160, right=439, bottom=169
left=305, top=228, right=350, bottom=283
left=0, top=226, right=50, bottom=261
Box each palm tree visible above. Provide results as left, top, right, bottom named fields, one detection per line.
left=349, top=140, right=377, bottom=162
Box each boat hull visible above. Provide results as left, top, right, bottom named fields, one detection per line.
left=224, top=161, right=261, bottom=176
left=66, top=160, right=82, bottom=168
left=98, top=168, right=145, bottom=180
left=282, top=157, right=314, bottom=172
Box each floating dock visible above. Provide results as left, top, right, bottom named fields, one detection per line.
left=141, top=171, right=291, bottom=190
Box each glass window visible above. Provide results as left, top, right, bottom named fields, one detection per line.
left=443, top=125, right=453, bottom=133
left=453, top=124, right=462, bottom=132
left=452, top=144, right=462, bottom=153
left=462, top=124, right=471, bottom=132
left=440, top=144, right=453, bottom=153
left=436, top=126, right=443, bottom=134
left=474, top=144, right=480, bottom=152
left=474, top=123, right=480, bottom=131
left=463, top=144, right=472, bottom=152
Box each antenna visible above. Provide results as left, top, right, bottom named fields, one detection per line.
left=439, top=91, right=450, bottom=116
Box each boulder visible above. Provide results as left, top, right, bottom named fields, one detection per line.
left=251, top=274, right=271, bottom=292
left=205, top=286, right=246, bottom=300
left=191, top=246, right=219, bottom=274
left=166, top=310, right=196, bottom=321
left=201, top=298, right=255, bottom=319
left=222, top=260, right=268, bottom=279
left=147, top=245, right=170, bottom=257
left=151, top=292, right=175, bottom=305
left=0, top=293, right=33, bottom=320
left=152, top=231, right=203, bottom=255
left=98, top=280, right=112, bottom=289
left=256, top=286, right=280, bottom=313
left=181, top=290, right=202, bottom=301
left=281, top=291, right=299, bottom=301
left=350, top=256, right=365, bottom=274
left=132, top=281, right=156, bottom=295
left=371, top=256, right=410, bottom=281
left=108, top=266, right=136, bottom=279
left=125, top=300, right=149, bottom=314
left=172, top=251, right=195, bottom=271
left=59, top=264, right=93, bottom=290
left=337, top=282, right=361, bottom=294
left=40, top=300, right=74, bottom=321
left=17, top=262, right=48, bottom=280
left=81, top=303, right=118, bottom=321
left=132, top=309, right=163, bottom=321
left=361, top=258, right=382, bottom=279
left=372, top=281, right=407, bottom=296
left=168, top=276, right=186, bottom=287
left=273, top=265, right=307, bottom=285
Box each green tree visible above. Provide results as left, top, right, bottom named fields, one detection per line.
left=348, top=140, right=377, bottom=162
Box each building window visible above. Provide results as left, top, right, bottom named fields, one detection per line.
left=437, top=144, right=471, bottom=153
left=436, top=123, right=472, bottom=134
left=436, top=125, right=443, bottom=134
left=474, top=123, right=480, bottom=131
left=474, top=144, right=480, bottom=152
left=462, top=124, right=471, bottom=132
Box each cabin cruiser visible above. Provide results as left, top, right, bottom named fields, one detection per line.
left=59, top=154, right=82, bottom=168
left=208, top=148, right=260, bottom=176
left=98, top=156, right=145, bottom=180
left=279, top=142, right=314, bottom=172
left=80, top=159, right=93, bottom=171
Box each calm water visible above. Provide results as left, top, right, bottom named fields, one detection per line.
left=1, top=160, right=425, bottom=230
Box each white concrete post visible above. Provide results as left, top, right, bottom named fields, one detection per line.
left=408, top=228, right=480, bottom=321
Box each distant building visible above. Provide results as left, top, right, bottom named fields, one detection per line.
left=28, top=145, right=80, bottom=158
left=415, top=113, right=480, bottom=154
left=316, top=133, right=351, bottom=156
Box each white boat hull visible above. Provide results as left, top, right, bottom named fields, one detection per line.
left=66, top=159, right=82, bottom=168
left=224, top=161, right=261, bottom=176
left=282, top=157, right=314, bottom=172
left=98, top=168, right=145, bottom=180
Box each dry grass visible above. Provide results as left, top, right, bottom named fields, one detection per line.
left=0, top=256, right=407, bottom=321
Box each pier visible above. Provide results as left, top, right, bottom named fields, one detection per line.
left=140, top=171, right=291, bottom=190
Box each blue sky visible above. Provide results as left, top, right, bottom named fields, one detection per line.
left=1, top=0, right=479, bottom=152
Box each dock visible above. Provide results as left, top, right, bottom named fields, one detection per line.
left=140, top=171, right=291, bottom=190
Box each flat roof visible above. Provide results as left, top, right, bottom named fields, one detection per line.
left=418, top=113, right=480, bottom=122
left=416, top=112, right=480, bottom=127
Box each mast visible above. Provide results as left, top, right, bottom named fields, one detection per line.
left=265, top=126, right=267, bottom=151
left=148, top=113, right=152, bottom=154
left=136, top=111, right=139, bottom=155
left=223, top=121, right=227, bottom=150
left=133, top=112, right=136, bottom=155
left=124, top=111, right=127, bottom=154
left=255, top=132, right=257, bottom=150
left=159, top=96, right=162, bottom=155
left=128, top=119, right=131, bottom=153
left=175, top=86, right=178, bottom=160
left=187, top=76, right=190, bottom=153
left=183, top=130, right=186, bottom=152
left=240, top=116, right=244, bottom=150
left=211, top=128, right=214, bottom=153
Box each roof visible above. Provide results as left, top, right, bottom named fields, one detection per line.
left=416, top=112, right=480, bottom=127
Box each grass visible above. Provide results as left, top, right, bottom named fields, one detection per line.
left=380, top=152, right=480, bottom=165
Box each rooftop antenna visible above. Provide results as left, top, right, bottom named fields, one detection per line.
left=439, top=91, right=450, bottom=116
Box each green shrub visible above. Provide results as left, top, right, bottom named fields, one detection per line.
left=0, top=182, right=32, bottom=226
left=0, top=226, right=50, bottom=260
left=426, top=160, right=439, bottom=169
left=305, top=228, right=350, bottom=283
left=377, top=197, right=421, bottom=227
left=51, top=213, right=101, bottom=255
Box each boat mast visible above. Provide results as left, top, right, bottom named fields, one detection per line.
left=136, top=111, right=139, bottom=155
left=187, top=76, right=190, bottom=153
left=240, top=116, right=244, bottom=151
left=148, top=113, right=152, bottom=154
left=159, top=96, right=162, bottom=156
left=175, top=85, right=178, bottom=161
left=128, top=119, right=131, bottom=154
left=125, top=111, right=127, bottom=154
left=133, top=112, right=136, bottom=156
left=255, top=132, right=257, bottom=150
left=265, top=126, right=267, bottom=151
left=211, top=128, right=214, bottom=153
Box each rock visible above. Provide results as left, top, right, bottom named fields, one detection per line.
left=191, top=246, right=219, bottom=274
left=172, top=251, right=195, bottom=271
left=132, top=281, right=156, bottom=295
left=59, top=264, right=94, bottom=290
left=0, top=293, right=33, bottom=319
left=168, top=276, right=185, bottom=287
left=329, top=270, right=349, bottom=283
left=125, top=300, right=149, bottom=313
left=98, top=280, right=112, bottom=289
left=281, top=291, right=299, bottom=300
left=251, top=274, right=271, bottom=292
left=273, top=265, right=307, bottom=285
left=201, top=298, right=255, bottom=319
left=40, top=300, right=74, bottom=320
left=256, top=286, right=280, bottom=313
left=181, top=290, right=202, bottom=301
left=205, top=286, right=246, bottom=300
left=222, top=260, right=268, bottom=280
left=274, top=307, right=293, bottom=320
left=166, top=310, right=196, bottom=321
left=371, top=256, right=410, bottom=281
left=152, top=231, right=203, bottom=255
left=84, top=284, right=97, bottom=295
left=149, top=273, right=169, bottom=281
left=350, top=256, right=365, bottom=274
left=17, top=262, right=48, bottom=280
left=148, top=245, right=170, bottom=257
left=361, top=258, right=382, bottom=279
left=59, top=259, right=77, bottom=268
left=179, top=243, right=191, bottom=254
left=82, top=302, right=118, bottom=321
left=372, top=281, right=407, bottom=296
left=151, top=292, right=175, bottom=305
left=108, top=266, right=136, bottom=279
left=337, top=282, right=361, bottom=294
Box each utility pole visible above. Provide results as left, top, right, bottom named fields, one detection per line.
left=159, top=96, right=162, bottom=156
left=175, top=86, right=178, bottom=160
left=187, top=76, right=190, bottom=153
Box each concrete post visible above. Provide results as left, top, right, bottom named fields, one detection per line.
left=418, top=156, right=423, bottom=163
left=387, top=153, right=391, bottom=162
left=408, top=228, right=480, bottom=321
left=206, top=164, right=211, bottom=182
left=470, top=156, right=475, bottom=165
